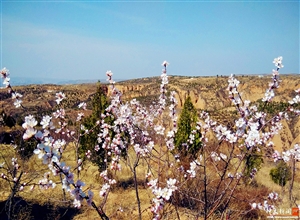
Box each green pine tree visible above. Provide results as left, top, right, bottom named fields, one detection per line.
left=174, top=96, right=201, bottom=159
left=79, top=82, right=112, bottom=171
left=243, top=148, right=264, bottom=183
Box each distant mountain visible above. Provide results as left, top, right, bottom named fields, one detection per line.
left=56, top=78, right=127, bottom=85
left=3, top=77, right=109, bottom=86
left=7, top=77, right=50, bottom=86
left=2, top=74, right=298, bottom=86
left=56, top=79, right=103, bottom=85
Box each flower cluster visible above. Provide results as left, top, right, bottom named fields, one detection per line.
left=157, top=61, right=169, bottom=115
left=262, top=57, right=282, bottom=102
left=1, top=67, right=10, bottom=87
left=99, top=170, right=116, bottom=198
left=1, top=67, right=23, bottom=108
left=272, top=143, right=300, bottom=162
left=165, top=91, right=178, bottom=151
left=55, top=91, right=66, bottom=104
left=288, top=89, right=300, bottom=114
left=37, top=172, right=56, bottom=189
left=186, top=159, right=201, bottom=178
left=251, top=192, right=278, bottom=215
left=22, top=115, right=38, bottom=139
left=148, top=178, right=177, bottom=219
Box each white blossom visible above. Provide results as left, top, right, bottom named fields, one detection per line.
left=55, top=92, right=66, bottom=104
left=273, top=56, right=284, bottom=69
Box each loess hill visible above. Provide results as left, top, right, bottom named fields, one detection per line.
left=1, top=74, right=300, bottom=151
left=0, top=74, right=300, bottom=219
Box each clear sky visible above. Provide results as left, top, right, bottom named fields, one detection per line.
left=1, top=0, right=299, bottom=81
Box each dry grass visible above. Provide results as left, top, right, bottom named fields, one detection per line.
left=0, top=141, right=206, bottom=219
left=256, top=160, right=300, bottom=209
left=1, top=140, right=300, bottom=219
left=0, top=143, right=179, bottom=219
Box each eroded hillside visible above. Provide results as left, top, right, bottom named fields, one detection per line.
left=115, top=74, right=300, bottom=152
left=1, top=74, right=299, bottom=151
left=114, top=74, right=299, bottom=110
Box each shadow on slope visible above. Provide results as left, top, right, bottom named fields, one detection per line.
left=0, top=197, right=80, bottom=220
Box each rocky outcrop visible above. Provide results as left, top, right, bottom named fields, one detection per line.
left=110, top=75, right=300, bottom=111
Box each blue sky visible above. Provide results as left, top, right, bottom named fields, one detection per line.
left=1, top=0, right=299, bottom=81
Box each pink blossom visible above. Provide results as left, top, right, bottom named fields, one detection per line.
left=40, top=115, right=52, bottom=128
left=1, top=67, right=9, bottom=78
left=85, top=150, right=91, bottom=159
left=273, top=56, right=284, bottom=69
left=100, top=183, right=110, bottom=197
left=162, top=60, right=169, bottom=67
left=55, top=92, right=66, bottom=104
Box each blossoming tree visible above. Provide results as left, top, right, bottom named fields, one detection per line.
left=0, top=56, right=299, bottom=219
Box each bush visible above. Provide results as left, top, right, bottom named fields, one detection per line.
left=270, top=160, right=292, bottom=187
